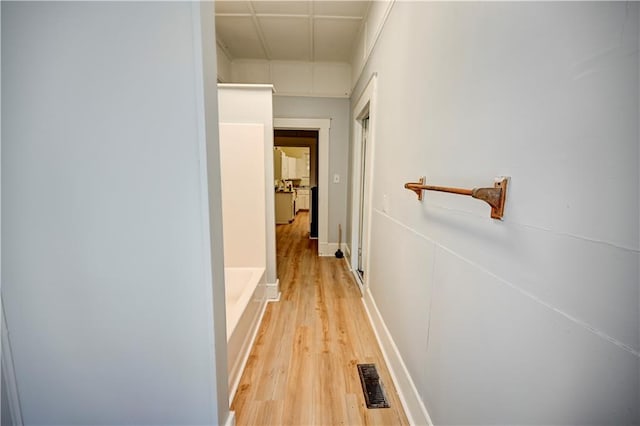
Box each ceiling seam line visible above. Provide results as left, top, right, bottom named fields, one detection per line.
left=248, top=0, right=272, bottom=60
left=309, top=0, right=314, bottom=62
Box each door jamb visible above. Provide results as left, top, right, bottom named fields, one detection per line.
left=350, top=74, right=378, bottom=294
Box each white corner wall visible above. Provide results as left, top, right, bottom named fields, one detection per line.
left=352, top=2, right=639, bottom=424
left=219, top=123, right=266, bottom=269
left=217, top=85, right=276, bottom=287
left=2, top=2, right=230, bottom=425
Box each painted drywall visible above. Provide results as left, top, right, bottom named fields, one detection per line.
left=352, top=2, right=639, bottom=424
left=216, top=43, right=232, bottom=83
left=349, top=0, right=394, bottom=89
left=273, top=96, right=350, bottom=244
left=1, top=370, right=11, bottom=426
left=2, top=2, right=230, bottom=425
left=219, top=124, right=267, bottom=269
left=231, top=60, right=351, bottom=97
left=217, top=85, right=277, bottom=287
left=198, top=3, right=233, bottom=421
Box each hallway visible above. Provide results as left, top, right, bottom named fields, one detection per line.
left=231, top=212, right=409, bottom=425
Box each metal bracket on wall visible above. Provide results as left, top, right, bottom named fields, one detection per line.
left=404, top=176, right=510, bottom=220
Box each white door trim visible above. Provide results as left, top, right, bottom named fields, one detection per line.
left=274, top=118, right=330, bottom=256
left=350, top=74, right=378, bottom=293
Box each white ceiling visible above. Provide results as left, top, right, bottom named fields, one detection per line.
left=215, top=1, right=371, bottom=63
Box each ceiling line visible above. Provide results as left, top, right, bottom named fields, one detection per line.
left=216, top=39, right=233, bottom=62
left=247, top=1, right=272, bottom=60
left=215, top=14, right=365, bottom=20
left=251, top=14, right=313, bottom=18
left=214, top=13, right=254, bottom=17
left=308, top=1, right=314, bottom=62
left=313, top=15, right=364, bottom=21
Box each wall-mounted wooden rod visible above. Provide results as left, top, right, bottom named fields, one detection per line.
left=404, top=176, right=509, bottom=220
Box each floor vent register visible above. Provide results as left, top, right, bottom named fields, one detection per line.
left=357, top=363, right=390, bottom=409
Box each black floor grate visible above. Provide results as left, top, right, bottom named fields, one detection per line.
left=357, top=363, right=390, bottom=409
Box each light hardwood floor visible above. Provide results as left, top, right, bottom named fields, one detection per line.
left=231, top=211, right=409, bottom=425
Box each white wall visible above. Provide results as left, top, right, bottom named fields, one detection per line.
left=230, top=60, right=351, bottom=98
left=2, top=2, right=230, bottom=425
left=219, top=124, right=266, bottom=269
left=273, top=96, right=350, bottom=245
left=216, top=43, right=232, bottom=83
left=352, top=2, right=639, bottom=424
left=217, top=85, right=277, bottom=287
left=349, top=0, right=394, bottom=90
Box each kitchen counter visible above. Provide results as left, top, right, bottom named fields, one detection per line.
left=275, top=191, right=295, bottom=224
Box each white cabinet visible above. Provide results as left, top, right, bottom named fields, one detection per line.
left=296, top=188, right=310, bottom=211
left=275, top=148, right=309, bottom=181
left=273, top=148, right=282, bottom=180
left=275, top=192, right=295, bottom=224
left=280, top=151, right=289, bottom=179
left=295, top=158, right=306, bottom=179
left=301, top=152, right=310, bottom=186
left=288, top=157, right=297, bottom=179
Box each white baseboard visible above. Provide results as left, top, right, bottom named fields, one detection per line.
left=319, top=242, right=349, bottom=257
left=362, top=289, right=433, bottom=426
left=266, top=279, right=280, bottom=300
left=224, top=410, right=236, bottom=426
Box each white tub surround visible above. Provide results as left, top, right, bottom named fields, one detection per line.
left=218, top=85, right=277, bottom=292
left=218, top=85, right=276, bottom=405
left=225, top=267, right=267, bottom=403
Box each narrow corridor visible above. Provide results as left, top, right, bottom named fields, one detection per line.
left=231, top=212, right=409, bottom=425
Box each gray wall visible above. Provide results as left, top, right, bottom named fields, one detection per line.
left=273, top=96, right=350, bottom=244
left=1, top=369, right=12, bottom=426
left=352, top=2, right=639, bottom=424
left=2, top=2, right=229, bottom=424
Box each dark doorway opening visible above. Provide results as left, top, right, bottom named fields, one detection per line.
left=274, top=129, right=319, bottom=238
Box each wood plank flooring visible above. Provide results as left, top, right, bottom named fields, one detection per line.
left=231, top=211, right=409, bottom=425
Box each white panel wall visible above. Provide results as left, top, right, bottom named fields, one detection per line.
left=219, top=124, right=266, bottom=269
left=313, top=62, right=351, bottom=97
left=2, top=2, right=229, bottom=425
left=350, top=0, right=394, bottom=88
left=231, top=60, right=351, bottom=98
left=353, top=2, right=639, bottom=424
left=216, top=43, right=232, bottom=82
left=271, top=61, right=313, bottom=95
left=217, top=85, right=277, bottom=286
left=231, top=59, right=271, bottom=84
left=273, top=96, right=350, bottom=245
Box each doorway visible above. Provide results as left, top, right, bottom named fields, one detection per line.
left=273, top=118, right=331, bottom=256
left=350, top=75, right=377, bottom=293
left=274, top=130, right=318, bottom=238
left=356, top=117, right=370, bottom=280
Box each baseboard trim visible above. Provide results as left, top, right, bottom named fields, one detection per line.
left=224, top=410, right=236, bottom=426
left=266, top=279, right=280, bottom=300
left=319, top=242, right=349, bottom=257
left=362, top=289, right=433, bottom=426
